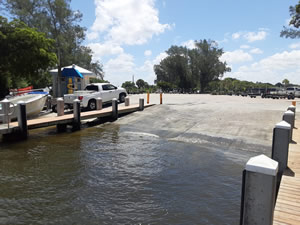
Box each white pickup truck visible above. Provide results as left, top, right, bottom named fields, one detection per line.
left=286, top=87, right=300, bottom=99
left=63, top=83, right=128, bottom=110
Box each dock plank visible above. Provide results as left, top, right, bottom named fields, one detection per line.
left=273, top=116, right=300, bottom=225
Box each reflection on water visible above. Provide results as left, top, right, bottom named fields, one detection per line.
left=0, top=123, right=251, bottom=225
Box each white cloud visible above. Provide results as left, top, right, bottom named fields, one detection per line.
left=181, top=40, right=196, bottom=49
left=88, top=0, right=171, bottom=45
left=104, top=53, right=136, bottom=86
left=86, top=0, right=172, bottom=85
left=231, top=29, right=268, bottom=43
left=244, top=30, right=267, bottom=42
left=88, top=42, right=124, bottom=60
left=144, top=50, right=152, bottom=56
left=220, top=49, right=253, bottom=64
left=289, top=42, right=300, bottom=49
left=232, top=32, right=242, bottom=40
left=240, top=45, right=250, bottom=49
left=87, top=32, right=99, bottom=40
left=227, top=50, right=300, bottom=84
left=102, top=51, right=168, bottom=86
left=250, top=48, right=263, bottom=54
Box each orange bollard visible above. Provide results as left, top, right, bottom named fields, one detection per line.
left=292, top=101, right=296, bottom=106
left=160, top=93, right=163, bottom=104
left=147, top=92, right=150, bottom=104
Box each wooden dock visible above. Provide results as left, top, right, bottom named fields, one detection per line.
left=0, top=103, right=154, bottom=135
left=273, top=119, right=300, bottom=225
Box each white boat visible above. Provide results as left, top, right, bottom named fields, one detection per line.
left=0, top=92, right=48, bottom=122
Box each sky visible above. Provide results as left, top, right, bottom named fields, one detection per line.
left=70, top=0, right=300, bottom=86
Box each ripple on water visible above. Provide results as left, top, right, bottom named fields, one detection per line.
left=0, top=125, right=246, bottom=224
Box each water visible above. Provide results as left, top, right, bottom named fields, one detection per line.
left=0, top=121, right=259, bottom=225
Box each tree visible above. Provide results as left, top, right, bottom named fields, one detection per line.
left=136, top=79, right=146, bottom=89
left=121, top=81, right=137, bottom=93
left=282, top=79, right=290, bottom=87
left=0, top=16, right=57, bottom=98
left=157, top=81, right=173, bottom=92
left=2, top=0, right=103, bottom=97
left=194, top=40, right=231, bottom=92
left=281, top=1, right=300, bottom=39
left=154, top=40, right=230, bottom=93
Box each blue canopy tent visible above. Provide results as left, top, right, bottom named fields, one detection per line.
left=62, top=68, right=83, bottom=78
left=62, top=68, right=84, bottom=94
left=50, top=64, right=94, bottom=97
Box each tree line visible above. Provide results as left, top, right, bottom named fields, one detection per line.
left=121, top=77, right=296, bottom=95
left=0, top=0, right=104, bottom=98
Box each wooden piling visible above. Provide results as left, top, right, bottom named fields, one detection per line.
left=73, top=99, right=81, bottom=130
left=139, top=98, right=144, bottom=111
left=112, top=98, right=118, bottom=120
left=17, top=101, right=28, bottom=139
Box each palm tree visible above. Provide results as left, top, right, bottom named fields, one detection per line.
left=282, top=79, right=290, bottom=87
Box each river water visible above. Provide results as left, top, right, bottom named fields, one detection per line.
left=0, top=100, right=274, bottom=225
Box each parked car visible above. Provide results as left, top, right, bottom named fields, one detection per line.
left=63, top=83, right=128, bottom=110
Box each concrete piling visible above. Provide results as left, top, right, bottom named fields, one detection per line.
left=73, top=99, right=81, bottom=130
left=139, top=97, right=144, bottom=111
left=125, top=96, right=130, bottom=106
left=96, top=97, right=102, bottom=110
left=287, top=105, right=296, bottom=124
left=240, top=154, right=278, bottom=225
left=56, top=98, right=64, bottom=116
left=17, top=101, right=28, bottom=139
left=112, top=98, right=118, bottom=120
left=271, top=121, right=291, bottom=176
left=283, top=110, right=294, bottom=142
left=1, top=99, right=12, bottom=125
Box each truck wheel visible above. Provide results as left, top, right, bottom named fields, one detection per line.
left=88, top=99, right=96, bottom=110
left=119, top=93, right=126, bottom=103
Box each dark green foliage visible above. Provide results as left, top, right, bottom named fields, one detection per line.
left=0, top=16, right=57, bottom=98
left=2, top=0, right=104, bottom=96
left=154, top=40, right=230, bottom=93
left=281, top=1, right=300, bottom=39
left=122, top=81, right=137, bottom=93
left=207, top=78, right=276, bottom=95
left=136, top=79, right=149, bottom=89
left=156, top=81, right=174, bottom=92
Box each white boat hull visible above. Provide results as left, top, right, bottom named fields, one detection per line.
left=0, top=94, right=47, bottom=121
